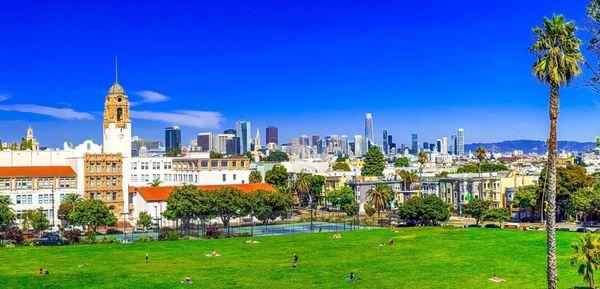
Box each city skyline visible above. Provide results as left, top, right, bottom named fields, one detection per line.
left=1, top=1, right=599, bottom=147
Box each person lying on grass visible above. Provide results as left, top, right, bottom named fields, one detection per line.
left=180, top=275, right=192, bottom=285
left=245, top=240, right=260, bottom=244
left=332, top=233, right=342, bottom=239
left=205, top=249, right=220, bottom=257
left=37, top=268, right=49, bottom=276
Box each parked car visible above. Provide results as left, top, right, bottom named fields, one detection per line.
left=576, top=227, right=594, bottom=233
left=35, top=235, right=69, bottom=246
left=132, top=228, right=147, bottom=234
left=22, top=231, right=36, bottom=239
left=484, top=224, right=501, bottom=229
left=504, top=222, right=521, bottom=230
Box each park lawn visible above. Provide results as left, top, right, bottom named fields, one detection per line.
left=0, top=227, right=589, bottom=289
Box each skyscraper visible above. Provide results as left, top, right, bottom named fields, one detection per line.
left=365, top=113, right=374, bottom=145
left=382, top=129, right=389, bottom=154
left=299, top=135, right=309, bottom=146
left=253, top=128, right=261, bottom=151
left=165, top=126, right=181, bottom=153
left=411, top=133, right=418, bottom=153
left=354, top=135, right=363, bottom=156
left=265, top=125, right=278, bottom=145
left=458, top=128, right=465, bottom=155
left=223, top=128, right=236, bottom=135
left=196, top=132, right=214, bottom=152
left=311, top=135, right=320, bottom=147
left=449, top=134, right=457, bottom=155
left=340, top=135, right=349, bottom=155
left=236, top=121, right=251, bottom=154
left=226, top=137, right=240, bottom=155
left=440, top=137, right=448, bottom=155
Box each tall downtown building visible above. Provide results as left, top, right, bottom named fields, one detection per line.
left=365, top=113, right=374, bottom=145
left=165, top=126, right=181, bottom=153
left=354, top=135, right=364, bottom=156
left=382, top=129, right=389, bottom=154
left=265, top=125, right=278, bottom=145
left=411, top=133, right=419, bottom=153
left=236, top=121, right=251, bottom=154
left=458, top=128, right=465, bottom=155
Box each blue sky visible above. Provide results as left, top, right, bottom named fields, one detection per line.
left=0, top=0, right=598, bottom=147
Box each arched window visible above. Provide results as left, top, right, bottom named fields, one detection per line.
left=117, top=108, right=123, bottom=121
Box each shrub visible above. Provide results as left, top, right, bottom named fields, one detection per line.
left=99, top=237, right=117, bottom=244
left=236, top=232, right=252, bottom=237
left=136, top=236, right=154, bottom=242
left=22, top=238, right=35, bottom=246
left=365, top=205, right=377, bottom=218
left=0, top=227, right=23, bottom=245
left=79, top=231, right=97, bottom=245
left=158, top=228, right=180, bottom=241
left=204, top=224, right=222, bottom=239
left=63, top=229, right=82, bottom=244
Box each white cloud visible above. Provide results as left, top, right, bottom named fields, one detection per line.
left=0, top=104, right=94, bottom=120
left=131, top=110, right=223, bottom=129
left=0, top=95, right=9, bottom=102
left=131, top=90, right=169, bottom=106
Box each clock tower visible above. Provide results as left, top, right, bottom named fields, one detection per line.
left=103, top=81, right=131, bottom=157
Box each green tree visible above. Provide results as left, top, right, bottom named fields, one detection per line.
left=19, top=138, right=33, bottom=150
left=343, top=202, right=360, bottom=218
left=165, top=147, right=182, bottom=157
left=249, top=171, right=262, bottom=183
left=57, top=193, right=81, bottom=227
left=326, top=187, right=356, bottom=210
left=211, top=186, right=249, bottom=235
left=570, top=233, right=600, bottom=289
left=137, top=211, right=153, bottom=230
left=362, top=147, right=385, bottom=177
left=366, top=184, right=394, bottom=219
left=462, top=198, right=491, bottom=226
left=250, top=189, right=293, bottom=225
left=397, top=195, right=452, bottom=226
left=265, top=151, right=289, bottom=162
left=394, top=157, right=409, bottom=167
left=162, top=185, right=202, bottom=234
left=364, top=204, right=377, bottom=218
left=265, top=165, right=289, bottom=188
left=209, top=151, right=223, bottom=158
left=569, top=187, right=600, bottom=221
left=456, top=163, right=508, bottom=173
left=293, top=174, right=313, bottom=207
left=538, top=165, right=594, bottom=220
left=483, top=207, right=511, bottom=227
left=31, top=209, right=49, bottom=233
left=332, top=162, right=351, bottom=172
left=20, top=210, right=36, bottom=231
left=531, top=15, right=584, bottom=288
left=514, top=185, right=542, bottom=221
left=0, top=196, right=16, bottom=229
left=69, top=199, right=117, bottom=233
left=307, top=175, right=325, bottom=199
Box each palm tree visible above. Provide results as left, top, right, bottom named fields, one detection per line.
left=148, top=179, right=162, bottom=187
left=249, top=171, right=262, bottom=183
left=475, top=146, right=488, bottom=199
left=62, top=193, right=81, bottom=204
left=571, top=233, right=600, bottom=289
left=531, top=15, right=584, bottom=289
left=397, top=170, right=418, bottom=191
left=417, top=152, right=428, bottom=195
left=293, top=174, right=312, bottom=207
left=366, top=184, right=394, bottom=219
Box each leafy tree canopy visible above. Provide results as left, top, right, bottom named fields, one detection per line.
left=265, top=165, right=289, bottom=188
left=361, top=147, right=385, bottom=177
left=394, top=157, right=409, bottom=167
left=264, top=151, right=289, bottom=162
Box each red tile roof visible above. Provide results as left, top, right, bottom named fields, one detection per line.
left=131, top=183, right=276, bottom=202
left=0, top=166, right=76, bottom=177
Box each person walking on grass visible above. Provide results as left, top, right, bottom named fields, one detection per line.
left=145, top=250, right=149, bottom=264
left=292, top=253, right=299, bottom=268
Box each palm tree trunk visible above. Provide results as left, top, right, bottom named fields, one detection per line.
left=546, top=83, right=559, bottom=289
left=590, top=273, right=595, bottom=289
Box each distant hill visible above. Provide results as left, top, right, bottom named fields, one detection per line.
left=464, top=140, right=596, bottom=154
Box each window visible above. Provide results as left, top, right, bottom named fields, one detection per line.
left=90, top=192, right=95, bottom=199
left=152, top=174, right=160, bottom=181
left=141, top=174, right=149, bottom=183
left=131, top=162, right=138, bottom=170
left=106, top=193, right=111, bottom=201
left=141, top=162, right=149, bottom=170
left=221, top=161, right=228, bottom=168
left=90, top=179, right=95, bottom=187
left=106, top=163, right=111, bottom=172
left=222, top=174, right=226, bottom=182
left=89, top=162, right=95, bottom=172
left=233, top=174, right=236, bottom=180
left=96, top=163, right=101, bottom=172
left=131, top=174, right=138, bottom=182
left=112, top=163, right=117, bottom=171
left=152, top=162, right=160, bottom=170
left=0, top=179, right=9, bottom=189
left=117, top=107, right=123, bottom=121
left=211, top=161, right=218, bottom=168
left=112, top=178, right=117, bottom=187
left=112, top=192, right=117, bottom=201
left=164, top=162, right=172, bottom=169
left=59, top=194, right=65, bottom=203
left=201, top=161, right=208, bottom=169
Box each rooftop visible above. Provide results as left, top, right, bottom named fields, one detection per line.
left=0, top=166, right=76, bottom=177
left=131, top=183, right=276, bottom=202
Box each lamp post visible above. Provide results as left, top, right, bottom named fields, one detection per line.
left=310, top=196, right=314, bottom=233
left=51, top=184, right=55, bottom=227
left=154, top=205, right=160, bottom=232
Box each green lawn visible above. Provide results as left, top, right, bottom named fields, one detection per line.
left=0, top=227, right=590, bottom=288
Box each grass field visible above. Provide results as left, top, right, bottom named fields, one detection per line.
left=0, top=227, right=590, bottom=288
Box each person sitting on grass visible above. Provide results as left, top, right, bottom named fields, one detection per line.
left=346, top=272, right=360, bottom=281
left=181, top=275, right=192, bottom=285
left=489, top=274, right=505, bottom=283
left=387, top=238, right=394, bottom=245
left=378, top=242, right=385, bottom=247
left=332, top=233, right=342, bottom=239
left=37, top=268, right=49, bottom=276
